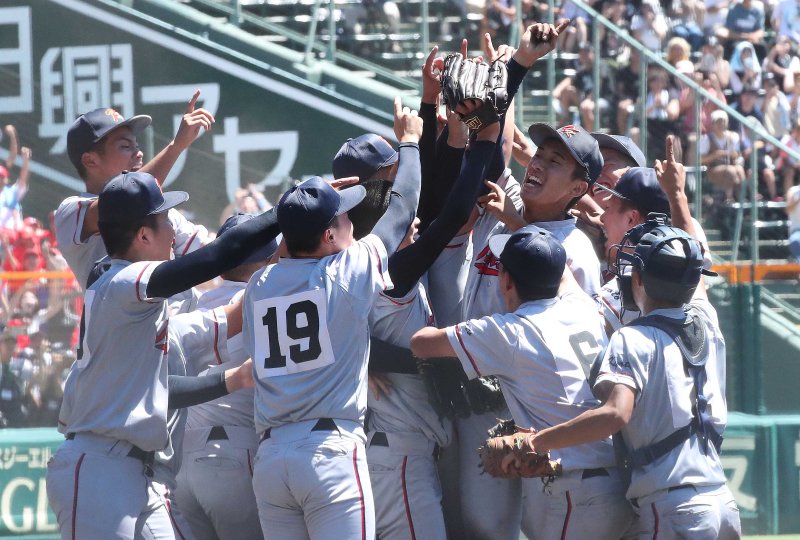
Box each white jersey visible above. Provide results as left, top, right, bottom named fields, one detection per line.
left=367, top=284, right=452, bottom=447
left=243, top=234, right=391, bottom=437
left=595, top=298, right=728, bottom=499
left=55, top=193, right=208, bottom=289
left=463, top=170, right=523, bottom=320
left=535, top=218, right=601, bottom=298
left=426, top=231, right=472, bottom=328
left=185, top=280, right=254, bottom=430
left=60, top=260, right=171, bottom=451
left=446, top=290, right=614, bottom=471
left=154, top=307, right=230, bottom=488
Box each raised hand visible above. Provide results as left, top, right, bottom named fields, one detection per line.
left=327, top=176, right=360, bottom=190
left=422, top=46, right=445, bottom=104
left=173, top=90, right=216, bottom=151
left=478, top=180, right=527, bottom=231
left=513, top=19, right=571, bottom=68
left=393, top=96, right=424, bottom=143
left=654, top=135, right=686, bottom=196
left=483, top=33, right=515, bottom=63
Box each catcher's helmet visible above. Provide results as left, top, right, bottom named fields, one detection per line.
left=614, top=218, right=712, bottom=308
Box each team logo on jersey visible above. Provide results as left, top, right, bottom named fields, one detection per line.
left=155, top=321, right=169, bottom=355
left=105, top=108, right=123, bottom=123
left=559, top=125, right=580, bottom=137
left=474, top=244, right=500, bottom=276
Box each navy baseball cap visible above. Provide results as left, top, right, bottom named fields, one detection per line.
left=67, top=108, right=151, bottom=171
left=528, top=123, right=604, bottom=185
left=98, top=171, right=188, bottom=224
left=596, top=167, right=670, bottom=216
left=591, top=133, right=647, bottom=167
left=218, top=213, right=278, bottom=264
left=488, top=225, right=566, bottom=296
left=277, top=176, right=366, bottom=240
left=332, top=134, right=398, bottom=182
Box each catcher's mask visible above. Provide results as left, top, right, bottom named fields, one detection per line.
left=610, top=214, right=716, bottom=310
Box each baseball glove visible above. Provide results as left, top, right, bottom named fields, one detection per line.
left=440, top=53, right=509, bottom=131
left=478, top=420, right=562, bottom=479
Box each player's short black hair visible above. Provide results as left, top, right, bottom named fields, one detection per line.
left=514, top=279, right=559, bottom=303
left=99, top=213, right=161, bottom=257
left=348, top=179, right=393, bottom=240
left=73, top=138, right=106, bottom=181
left=565, top=165, right=591, bottom=212
left=283, top=214, right=342, bottom=256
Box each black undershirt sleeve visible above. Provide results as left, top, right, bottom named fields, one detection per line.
left=147, top=208, right=279, bottom=300
left=386, top=139, right=496, bottom=298
left=167, top=372, right=228, bottom=410
left=418, top=102, right=439, bottom=229
left=368, top=337, right=419, bottom=374
left=370, top=144, right=422, bottom=255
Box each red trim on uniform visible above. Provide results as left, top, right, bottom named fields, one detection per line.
left=401, top=456, right=417, bottom=540
left=180, top=230, right=199, bottom=256
left=134, top=263, right=152, bottom=302
left=454, top=325, right=482, bottom=377
left=212, top=310, right=221, bottom=365
left=560, top=491, right=572, bottom=540
left=165, top=490, right=187, bottom=540
left=369, top=242, right=387, bottom=289
left=247, top=449, right=253, bottom=477
left=378, top=292, right=417, bottom=306
left=71, top=453, right=86, bottom=540
left=73, top=201, right=83, bottom=245
left=352, top=444, right=366, bottom=540
left=444, top=241, right=465, bottom=249
left=651, top=503, right=659, bottom=540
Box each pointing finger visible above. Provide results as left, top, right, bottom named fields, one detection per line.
left=424, top=46, right=439, bottom=72
left=186, top=90, right=200, bottom=114
left=555, top=19, right=572, bottom=34
left=394, top=96, right=402, bottom=117
left=666, top=135, right=675, bottom=162
left=460, top=38, right=468, bottom=58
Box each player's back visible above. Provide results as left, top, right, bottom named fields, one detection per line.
left=244, top=235, right=390, bottom=435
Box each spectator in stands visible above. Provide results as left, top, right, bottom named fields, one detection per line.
left=730, top=85, right=766, bottom=132
left=632, top=0, right=669, bottom=52
left=559, top=0, right=593, bottom=52
left=676, top=60, right=701, bottom=164
left=730, top=41, right=763, bottom=95
left=700, top=109, right=747, bottom=201
left=666, top=37, right=692, bottom=68
left=342, top=0, right=402, bottom=53
left=218, top=183, right=272, bottom=226
left=785, top=177, right=800, bottom=260
left=771, top=0, right=800, bottom=43
left=482, top=0, right=519, bottom=48
left=0, top=331, right=26, bottom=427
left=668, top=0, right=706, bottom=50
left=0, top=147, right=31, bottom=231
left=613, top=49, right=643, bottom=135
left=645, top=68, right=680, bottom=161
left=777, top=120, right=800, bottom=194
left=702, top=0, right=731, bottom=34
left=23, top=331, right=64, bottom=427
left=763, top=35, right=800, bottom=93
left=552, top=43, right=610, bottom=127
left=718, top=0, right=766, bottom=50
left=597, top=0, right=631, bottom=59
left=763, top=72, right=792, bottom=139
left=699, top=36, right=732, bottom=89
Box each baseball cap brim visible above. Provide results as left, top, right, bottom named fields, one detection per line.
left=591, top=133, right=647, bottom=167
left=593, top=183, right=627, bottom=200
left=488, top=234, right=512, bottom=260
left=115, top=115, right=152, bottom=138
left=152, top=191, right=189, bottom=215
left=527, top=124, right=587, bottom=173
left=336, top=184, right=367, bottom=216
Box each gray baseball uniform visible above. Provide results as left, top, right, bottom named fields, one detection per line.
left=243, top=234, right=391, bottom=540
left=446, top=288, right=634, bottom=540
left=176, top=281, right=263, bottom=540
left=367, top=283, right=451, bottom=540
left=46, top=260, right=175, bottom=539
left=595, top=297, right=740, bottom=539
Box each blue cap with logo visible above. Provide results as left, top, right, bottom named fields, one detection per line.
left=218, top=213, right=278, bottom=264
left=67, top=108, right=151, bottom=172
left=332, top=134, right=398, bottom=182
left=488, top=224, right=566, bottom=297
left=591, top=133, right=647, bottom=167
left=528, top=123, right=604, bottom=185
left=98, top=171, right=188, bottom=224
left=596, top=167, right=670, bottom=216
left=277, top=176, right=366, bottom=241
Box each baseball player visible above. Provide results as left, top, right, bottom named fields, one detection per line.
left=522, top=146, right=741, bottom=540
left=175, top=213, right=278, bottom=540
left=46, top=171, right=280, bottom=539
left=410, top=225, right=635, bottom=540
left=242, top=98, right=421, bottom=539
left=55, top=92, right=212, bottom=289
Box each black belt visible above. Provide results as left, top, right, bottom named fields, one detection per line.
left=65, top=433, right=155, bottom=473
left=368, top=431, right=441, bottom=460
left=208, top=426, right=228, bottom=441
left=260, top=418, right=338, bottom=442
left=581, top=467, right=609, bottom=480
left=630, top=484, right=696, bottom=508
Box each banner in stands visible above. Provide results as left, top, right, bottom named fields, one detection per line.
left=0, top=1, right=393, bottom=227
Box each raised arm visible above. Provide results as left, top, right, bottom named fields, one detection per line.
left=16, top=147, right=31, bottom=198
left=4, top=125, right=18, bottom=169
left=370, top=98, right=423, bottom=255
left=139, top=90, right=215, bottom=184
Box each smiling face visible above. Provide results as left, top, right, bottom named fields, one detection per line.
left=522, top=139, right=588, bottom=219
left=600, top=194, right=641, bottom=255
left=85, top=126, right=144, bottom=190
left=591, top=148, right=635, bottom=204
